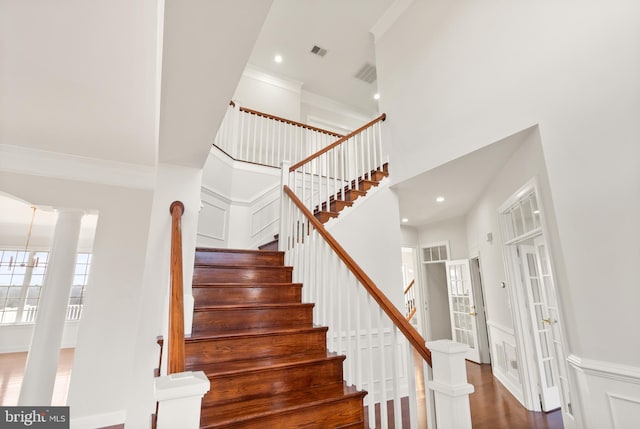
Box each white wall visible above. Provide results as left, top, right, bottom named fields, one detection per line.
left=417, top=216, right=468, bottom=261
left=328, top=184, right=405, bottom=310
left=124, top=164, right=203, bottom=429
left=399, top=225, right=418, bottom=246
left=233, top=67, right=302, bottom=121
left=198, top=148, right=281, bottom=249
left=376, top=1, right=640, bottom=425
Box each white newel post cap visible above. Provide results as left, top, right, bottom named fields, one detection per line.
left=426, top=340, right=474, bottom=429
left=427, top=339, right=475, bottom=390
left=155, top=371, right=210, bottom=429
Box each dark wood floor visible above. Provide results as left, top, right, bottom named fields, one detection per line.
left=468, top=361, right=564, bottom=429
left=1, top=351, right=563, bottom=429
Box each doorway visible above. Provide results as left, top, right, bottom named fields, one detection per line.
left=499, top=179, right=574, bottom=426
left=419, top=243, right=491, bottom=364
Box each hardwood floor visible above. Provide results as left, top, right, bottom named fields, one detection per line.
left=468, top=361, right=564, bottom=429
left=0, top=348, right=562, bottom=429
left=0, top=348, right=74, bottom=406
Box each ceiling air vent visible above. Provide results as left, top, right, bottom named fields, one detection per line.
left=354, top=63, right=377, bottom=84
left=310, top=45, right=328, bottom=57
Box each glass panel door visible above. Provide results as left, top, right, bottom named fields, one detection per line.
left=445, top=260, right=480, bottom=363
left=520, top=244, right=561, bottom=411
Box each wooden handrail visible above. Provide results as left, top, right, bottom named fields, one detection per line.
left=236, top=106, right=344, bottom=138
left=404, top=279, right=415, bottom=295
left=283, top=185, right=431, bottom=366
left=168, top=201, right=185, bottom=374
left=289, top=113, right=386, bottom=172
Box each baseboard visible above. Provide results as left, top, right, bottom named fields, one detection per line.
left=70, top=410, right=126, bottom=429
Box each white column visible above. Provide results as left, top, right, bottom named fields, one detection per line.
left=426, top=339, right=475, bottom=429
left=19, top=209, right=83, bottom=406
left=155, top=371, right=210, bottom=429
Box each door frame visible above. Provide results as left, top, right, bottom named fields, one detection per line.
left=469, top=255, right=491, bottom=364
left=498, top=177, right=575, bottom=425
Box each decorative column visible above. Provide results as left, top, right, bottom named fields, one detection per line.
left=155, top=371, right=210, bottom=429
left=19, top=209, right=83, bottom=405
left=426, top=339, right=475, bottom=429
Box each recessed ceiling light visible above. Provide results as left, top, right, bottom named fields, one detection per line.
left=533, top=210, right=540, bottom=214
left=401, top=218, right=409, bottom=223
left=436, top=196, right=445, bottom=203
left=274, top=54, right=283, bottom=63
left=373, top=93, right=380, bottom=100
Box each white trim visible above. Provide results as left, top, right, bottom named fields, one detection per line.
left=243, top=64, right=303, bottom=93
left=419, top=241, right=451, bottom=264
left=70, top=409, right=126, bottom=429
left=197, top=200, right=227, bottom=241
left=0, top=144, right=156, bottom=190
left=301, top=90, right=375, bottom=122
left=200, top=183, right=280, bottom=208
left=567, top=355, right=640, bottom=385
left=370, top=0, right=415, bottom=42
left=209, top=145, right=281, bottom=175
left=607, top=393, right=640, bottom=429
left=200, top=185, right=232, bottom=205
left=486, top=320, right=516, bottom=337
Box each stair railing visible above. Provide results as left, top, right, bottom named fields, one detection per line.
left=404, top=279, right=417, bottom=321
left=281, top=186, right=432, bottom=428
left=287, top=113, right=386, bottom=220
left=168, top=201, right=185, bottom=374
left=213, top=101, right=344, bottom=168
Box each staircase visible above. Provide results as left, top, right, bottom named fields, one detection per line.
left=186, top=248, right=367, bottom=428
left=313, top=163, right=389, bottom=224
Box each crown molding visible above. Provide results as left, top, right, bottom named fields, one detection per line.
left=242, top=64, right=303, bottom=94
left=0, top=144, right=157, bottom=190
left=371, top=0, right=415, bottom=42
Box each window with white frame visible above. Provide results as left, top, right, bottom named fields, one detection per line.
left=0, top=249, right=91, bottom=324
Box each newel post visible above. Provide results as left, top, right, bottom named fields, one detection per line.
left=168, top=201, right=185, bottom=374
left=156, top=201, right=210, bottom=429
left=155, top=372, right=210, bottom=429
left=426, top=340, right=475, bottom=429
left=278, top=160, right=291, bottom=251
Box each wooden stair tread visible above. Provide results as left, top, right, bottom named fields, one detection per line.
left=193, top=303, right=313, bottom=311
left=200, top=383, right=366, bottom=428
left=192, top=282, right=302, bottom=288
left=187, top=352, right=343, bottom=376
left=194, top=263, right=291, bottom=269
left=184, top=325, right=329, bottom=342
left=195, top=248, right=282, bottom=256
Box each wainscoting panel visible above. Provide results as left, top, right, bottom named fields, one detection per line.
left=197, top=190, right=229, bottom=248
left=568, top=355, right=640, bottom=429
left=487, top=320, right=524, bottom=404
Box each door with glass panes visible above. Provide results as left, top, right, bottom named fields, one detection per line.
left=520, top=240, right=561, bottom=411
left=445, top=259, right=481, bottom=363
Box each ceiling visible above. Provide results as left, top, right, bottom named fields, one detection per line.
left=246, top=0, right=395, bottom=115
left=392, top=128, right=534, bottom=227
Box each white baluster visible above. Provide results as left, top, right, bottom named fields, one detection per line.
left=377, top=307, right=389, bottom=426
left=391, top=327, right=402, bottom=428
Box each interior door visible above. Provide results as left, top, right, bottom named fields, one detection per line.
left=519, top=244, right=561, bottom=411
left=445, top=260, right=480, bottom=363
